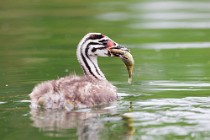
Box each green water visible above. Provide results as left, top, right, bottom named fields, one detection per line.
left=1, top=0, right=210, bottom=140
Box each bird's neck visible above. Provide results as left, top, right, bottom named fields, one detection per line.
left=76, top=44, right=106, bottom=80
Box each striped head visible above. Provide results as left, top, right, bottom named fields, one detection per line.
left=77, top=33, right=129, bottom=79
left=77, top=33, right=128, bottom=57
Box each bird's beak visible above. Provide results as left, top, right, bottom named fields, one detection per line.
left=106, top=40, right=129, bottom=57
left=107, top=45, right=129, bottom=57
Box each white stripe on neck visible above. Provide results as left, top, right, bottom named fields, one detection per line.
left=77, top=39, right=106, bottom=80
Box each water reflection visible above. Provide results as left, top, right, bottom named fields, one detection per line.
left=131, top=1, right=210, bottom=29
left=122, top=97, right=210, bottom=138
left=121, top=115, right=136, bottom=140
left=30, top=109, right=105, bottom=139
left=134, top=42, right=210, bottom=50
left=144, top=80, right=210, bottom=91
left=97, top=1, right=210, bottom=29
left=30, top=105, right=117, bottom=139
left=30, top=102, right=139, bottom=140
left=0, top=102, right=6, bottom=104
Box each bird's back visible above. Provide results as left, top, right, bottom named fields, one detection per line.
left=29, top=75, right=117, bottom=110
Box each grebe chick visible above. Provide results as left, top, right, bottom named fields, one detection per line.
left=29, top=33, right=129, bottom=110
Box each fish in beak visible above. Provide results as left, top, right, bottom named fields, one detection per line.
left=107, top=43, right=134, bottom=84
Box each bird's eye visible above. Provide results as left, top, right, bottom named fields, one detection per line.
left=91, top=47, right=97, bottom=52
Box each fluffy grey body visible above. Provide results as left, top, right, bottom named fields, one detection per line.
left=30, top=33, right=127, bottom=110
left=30, top=75, right=117, bottom=109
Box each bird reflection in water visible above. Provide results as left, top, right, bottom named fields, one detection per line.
left=30, top=102, right=136, bottom=140
left=30, top=104, right=116, bottom=139
left=121, top=101, right=136, bottom=140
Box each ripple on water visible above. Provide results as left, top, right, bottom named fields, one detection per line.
left=128, top=42, right=210, bottom=50
left=127, top=42, right=210, bottom=50
left=131, top=1, right=210, bottom=11
left=97, top=1, right=210, bottom=29
left=15, top=100, right=31, bottom=103
left=129, top=1, right=210, bottom=29
left=0, top=102, right=7, bottom=105
left=142, top=80, right=210, bottom=92
left=123, top=96, right=210, bottom=136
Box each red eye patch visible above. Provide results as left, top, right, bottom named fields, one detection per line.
left=107, top=40, right=115, bottom=49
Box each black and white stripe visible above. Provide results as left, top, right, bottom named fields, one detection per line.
left=77, top=33, right=111, bottom=80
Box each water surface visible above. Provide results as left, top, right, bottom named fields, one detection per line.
left=0, top=0, right=210, bottom=140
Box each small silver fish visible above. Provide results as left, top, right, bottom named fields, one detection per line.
left=109, top=49, right=134, bottom=83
